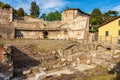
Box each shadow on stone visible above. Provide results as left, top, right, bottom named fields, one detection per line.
left=108, top=61, right=120, bottom=80
left=114, top=62, right=120, bottom=80
left=11, top=46, right=40, bottom=79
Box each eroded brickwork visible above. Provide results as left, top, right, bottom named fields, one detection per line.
left=0, top=8, right=13, bottom=24
left=0, top=8, right=89, bottom=41
left=13, top=8, right=90, bottom=41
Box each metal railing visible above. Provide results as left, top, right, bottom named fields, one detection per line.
left=98, top=36, right=120, bottom=44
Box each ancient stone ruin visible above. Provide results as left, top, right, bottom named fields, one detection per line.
left=0, top=8, right=90, bottom=41
left=0, top=7, right=120, bottom=80
left=0, top=45, right=13, bottom=80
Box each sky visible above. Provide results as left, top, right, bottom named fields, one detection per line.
left=0, top=0, right=120, bottom=15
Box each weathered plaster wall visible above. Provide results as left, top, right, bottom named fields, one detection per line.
left=48, top=31, right=60, bottom=39
left=62, top=9, right=77, bottom=23
left=61, top=15, right=89, bottom=40
left=12, top=21, right=45, bottom=29
left=0, top=8, right=89, bottom=41
left=67, top=31, right=85, bottom=40
left=15, top=30, right=43, bottom=39
left=0, top=26, right=14, bottom=38
left=0, top=8, right=13, bottom=24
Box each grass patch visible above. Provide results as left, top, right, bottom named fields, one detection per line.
left=75, top=66, right=116, bottom=80
left=82, top=74, right=115, bottom=80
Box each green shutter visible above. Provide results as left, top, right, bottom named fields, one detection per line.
left=119, top=20, right=120, bottom=26
left=119, top=30, right=120, bottom=36
left=105, top=31, right=109, bottom=36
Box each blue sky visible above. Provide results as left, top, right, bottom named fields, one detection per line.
left=0, top=0, right=120, bottom=15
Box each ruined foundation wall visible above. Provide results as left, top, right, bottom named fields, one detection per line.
left=0, top=26, right=14, bottom=38
left=23, top=16, right=44, bottom=23
left=12, top=21, right=45, bottom=29
left=48, top=31, right=61, bottom=39
left=0, top=8, right=90, bottom=41
left=0, top=45, right=13, bottom=79
left=67, top=31, right=85, bottom=40
left=45, top=21, right=62, bottom=28
left=15, top=30, right=43, bottom=39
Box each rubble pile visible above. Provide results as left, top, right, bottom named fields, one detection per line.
left=0, top=45, right=13, bottom=80
left=1, top=42, right=120, bottom=80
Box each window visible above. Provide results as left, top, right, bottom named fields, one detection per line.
left=118, top=39, right=120, bottom=44
left=105, top=31, right=109, bottom=36
left=118, top=30, right=120, bottom=36
left=119, top=20, right=120, bottom=26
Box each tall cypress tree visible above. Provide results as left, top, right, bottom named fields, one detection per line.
left=30, top=2, right=40, bottom=18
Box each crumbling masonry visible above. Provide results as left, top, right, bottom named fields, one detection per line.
left=0, top=8, right=90, bottom=41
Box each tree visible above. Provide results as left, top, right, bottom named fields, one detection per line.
left=106, top=10, right=118, bottom=16
left=47, top=10, right=61, bottom=21
left=103, top=10, right=118, bottom=22
left=90, top=8, right=103, bottom=33
left=40, top=13, right=47, bottom=20
left=54, top=10, right=61, bottom=21
left=30, top=2, right=40, bottom=18
left=17, top=7, right=26, bottom=17
left=0, top=4, right=11, bottom=8
left=0, top=1, right=3, bottom=6
left=47, top=12, right=55, bottom=21
left=90, top=8, right=103, bottom=25
left=0, top=1, right=11, bottom=9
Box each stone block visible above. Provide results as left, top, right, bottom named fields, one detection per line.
left=35, top=71, right=46, bottom=80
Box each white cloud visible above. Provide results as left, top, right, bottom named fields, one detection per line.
left=112, top=5, right=120, bottom=12
left=10, top=0, right=68, bottom=15
left=41, top=0, right=67, bottom=9
left=38, top=0, right=68, bottom=14
left=0, top=0, right=68, bottom=15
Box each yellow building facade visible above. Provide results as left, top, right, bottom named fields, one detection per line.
left=98, top=17, right=120, bottom=44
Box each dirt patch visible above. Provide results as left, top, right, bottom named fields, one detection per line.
left=0, top=46, right=4, bottom=63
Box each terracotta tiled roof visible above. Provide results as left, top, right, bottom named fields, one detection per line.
left=98, top=16, right=120, bottom=28
left=0, top=46, right=4, bottom=63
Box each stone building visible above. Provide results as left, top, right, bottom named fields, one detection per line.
left=62, top=8, right=89, bottom=23
left=61, top=8, right=90, bottom=40
left=0, top=8, right=13, bottom=24
left=0, top=8, right=90, bottom=41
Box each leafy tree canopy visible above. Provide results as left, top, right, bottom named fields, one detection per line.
left=17, top=7, right=27, bottom=17
left=90, top=8, right=103, bottom=25
left=103, top=10, right=118, bottom=21
left=89, top=8, right=103, bottom=33
left=0, top=1, right=11, bottom=9
left=89, top=8, right=119, bottom=33
left=40, top=13, right=47, bottom=20
left=46, top=10, right=61, bottom=21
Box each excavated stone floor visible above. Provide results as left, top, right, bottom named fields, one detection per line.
left=0, top=39, right=120, bottom=80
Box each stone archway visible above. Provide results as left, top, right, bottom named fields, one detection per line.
left=42, top=31, right=48, bottom=39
